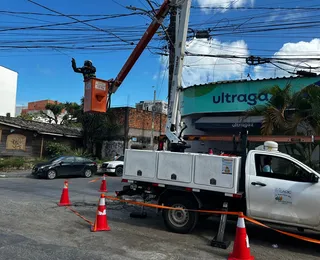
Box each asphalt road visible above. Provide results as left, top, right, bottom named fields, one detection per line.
left=1, top=175, right=320, bottom=260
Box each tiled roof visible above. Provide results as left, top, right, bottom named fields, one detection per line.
left=0, top=116, right=82, bottom=138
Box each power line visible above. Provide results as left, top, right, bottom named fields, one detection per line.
left=191, top=6, right=320, bottom=10
left=0, top=10, right=142, bottom=17
left=26, top=0, right=134, bottom=45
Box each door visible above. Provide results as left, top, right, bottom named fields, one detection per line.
left=247, top=153, right=320, bottom=228
left=58, top=157, right=76, bottom=176
left=74, top=157, right=87, bottom=175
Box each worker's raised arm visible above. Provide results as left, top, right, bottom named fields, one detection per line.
left=71, top=58, right=82, bottom=73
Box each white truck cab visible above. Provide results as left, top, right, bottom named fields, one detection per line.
left=245, top=143, right=320, bottom=230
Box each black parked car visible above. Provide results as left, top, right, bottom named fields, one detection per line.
left=32, top=156, right=97, bottom=180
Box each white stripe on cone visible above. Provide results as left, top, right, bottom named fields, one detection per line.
left=103, top=175, right=106, bottom=181
left=99, top=198, right=106, bottom=206
left=237, top=216, right=245, bottom=228
left=98, top=209, right=106, bottom=215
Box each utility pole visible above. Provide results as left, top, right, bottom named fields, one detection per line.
left=167, top=7, right=177, bottom=104
left=151, top=89, right=156, bottom=148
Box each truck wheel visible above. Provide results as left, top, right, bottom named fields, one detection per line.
left=162, top=196, right=199, bottom=234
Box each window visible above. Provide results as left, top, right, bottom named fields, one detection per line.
left=62, top=157, right=75, bottom=163
left=255, top=154, right=314, bottom=183
left=75, top=157, right=85, bottom=163
left=117, top=156, right=124, bottom=161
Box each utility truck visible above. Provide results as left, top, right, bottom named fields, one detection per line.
left=86, top=0, right=320, bottom=241
left=118, top=134, right=320, bottom=236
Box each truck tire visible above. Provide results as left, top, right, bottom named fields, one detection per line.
left=162, top=196, right=199, bottom=234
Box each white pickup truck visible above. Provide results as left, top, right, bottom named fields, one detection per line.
left=117, top=140, right=320, bottom=235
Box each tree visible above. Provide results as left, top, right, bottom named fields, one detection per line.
left=293, top=84, right=320, bottom=135
left=245, top=83, right=320, bottom=169
left=245, top=84, right=295, bottom=135
left=61, top=102, right=82, bottom=127
left=68, top=97, right=120, bottom=155
left=40, top=101, right=65, bottom=124
left=18, top=113, right=36, bottom=121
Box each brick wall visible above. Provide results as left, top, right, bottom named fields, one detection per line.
left=22, top=100, right=62, bottom=114
left=110, top=107, right=167, bottom=133
left=110, top=107, right=126, bottom=125
left=128, top=108, right=166, bottom=133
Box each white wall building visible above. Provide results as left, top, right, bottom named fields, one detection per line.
left=0, top=66, right=18, bottom=117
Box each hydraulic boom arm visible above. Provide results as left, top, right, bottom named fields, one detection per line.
left=110, top=0, right=171, bottom=93
left=110, top=0, right=192, bottom=151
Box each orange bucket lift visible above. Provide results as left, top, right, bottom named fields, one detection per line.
left=84, top=78, right=110, bottom=113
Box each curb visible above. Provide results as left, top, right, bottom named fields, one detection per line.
left=0, top=173, right=32, bottom=178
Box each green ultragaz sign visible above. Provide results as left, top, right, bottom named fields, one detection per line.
left=181, top=77, right=320, bottom=115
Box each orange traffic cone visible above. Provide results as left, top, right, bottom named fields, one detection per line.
left=91, top=193, right=111, bottom=232
left=58, top=180, right=71, bottom=206
left=228, top=213, right=254, bottom=260
left=99, top=174, right=108, bottom=192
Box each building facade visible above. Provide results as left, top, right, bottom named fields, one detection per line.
left=180, top=75, right=320, bottom=154
left=0, top=66, right=18, bottom=117
left=101, top=107, right=167, bottom=159
left=136, top=100, right=168, bottom=115
left=0, top=115, right=82, bottom=158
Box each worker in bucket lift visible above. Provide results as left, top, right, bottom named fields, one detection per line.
left=71, top=58, right=96, bottom=81
left=263, top=156, right=273, bottom=173
left=208, top=148, right=213, bottom=155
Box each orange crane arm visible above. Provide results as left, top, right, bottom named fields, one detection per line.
left=110, top=0, right=171, bottom=93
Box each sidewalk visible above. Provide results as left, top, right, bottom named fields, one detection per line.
left=0, top=169, right=32, bottom=178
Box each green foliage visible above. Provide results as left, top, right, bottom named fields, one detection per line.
left=245, top=84, right=320, bottom=136
left=0, top=157, right=50, bottom=171
left=45, top=102, right=65, bottom=116
left=17, top=113, right=35, bottom=121
left=75, top=97, right=120, bottom=153
left=45, top=141, right=95, bottom=159
left=38, top=101, right=65, bottom=124
left=45, top=141, right=71, bottom=157
left=245, top=83, right=320, bottom=168
left=62, top=102, right=82, bottom=126
left=245, top=84, right=295, bottom=135
left=0, top=157, right=25, bottom=170
left=70, top=148, right=91, bottom=157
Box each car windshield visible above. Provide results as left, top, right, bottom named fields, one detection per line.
left=116, top=156, right=124, bottom=161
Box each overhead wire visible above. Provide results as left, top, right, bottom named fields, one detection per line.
left=26, top=0, right=134, bottom=45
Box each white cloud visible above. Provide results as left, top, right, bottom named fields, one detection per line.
left=253, top=38, right=320, bottom=79
left=196, top=0, right=254, bottom=13
left=182, top=38, right=249, bottom=86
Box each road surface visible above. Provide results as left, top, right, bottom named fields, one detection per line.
left=0, top=176, right=320, bottom=260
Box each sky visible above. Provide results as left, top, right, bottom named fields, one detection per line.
left=1, top=0, right=320, bottom=108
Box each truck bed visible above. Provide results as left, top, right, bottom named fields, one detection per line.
left=123, top=149, right=242, bottom=194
